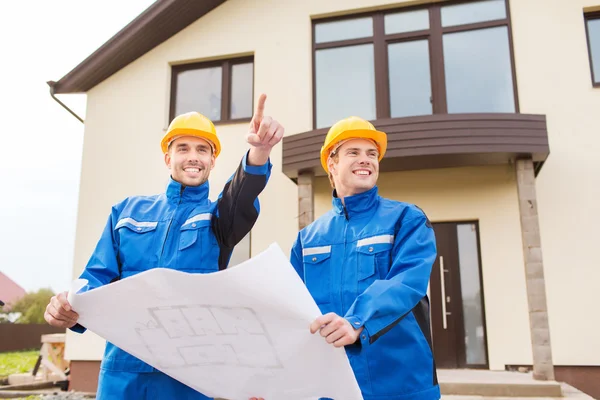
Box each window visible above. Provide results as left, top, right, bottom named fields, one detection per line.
left=170, top=57, right=254, bottom=122
left=229, top=233, right=250, bottom=267
left=585, top=12, right=600, bottom=86
left=313, top=0, right=517, bottom=128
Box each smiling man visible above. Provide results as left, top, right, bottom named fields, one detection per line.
left=44, top=94, right=282, bottom=400
left=290, top=116, right=440, bottom=400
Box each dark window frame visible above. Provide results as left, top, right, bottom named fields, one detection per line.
left=585, top=11, right=600, bottom=87
left=170, top=56, right=254, bottom=124
left=311, top=0, right=519, bottom=129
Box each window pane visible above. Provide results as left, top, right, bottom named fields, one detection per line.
left=388, top=40, right=432, bottom=118
left=588, top=18, right=600, bottom=84
left=315, top=17, right=373, bottom=43
left=441, top=0, right=506, bottom=27
left=443, top=27, right=515, bottom=113
left=316, top=44, right=376, bottom=128
left=230, top=62, right=253, bottom=119
left=385, top=9, right=429, bottom=34
left=175, top=66, right=222, bottom=121
left=228, top=233, right=250, bottom=267
left=456, top=224, right=487, bottom=365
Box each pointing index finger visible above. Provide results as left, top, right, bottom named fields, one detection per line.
left=253, top=93, right=267, bottom=123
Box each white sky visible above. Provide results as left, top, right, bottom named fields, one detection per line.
left=0, top=1, right=155, bottom=294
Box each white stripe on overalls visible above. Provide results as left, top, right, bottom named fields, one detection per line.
left=302, top=246, right=331, bottom=256
left=357, top=234, right=394, bottom=247
left=115, top=218, right=158, bottom=230
left=183, top=213, right=212, bottom=226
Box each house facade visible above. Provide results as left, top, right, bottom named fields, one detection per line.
left=51, top=0, right=600, bottom=396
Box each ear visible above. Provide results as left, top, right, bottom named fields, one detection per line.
left=164, top=152, right=171, bottom=169
left=327, top=157, right=337, bottom=175
left=210, top=154, right=216, bottom=170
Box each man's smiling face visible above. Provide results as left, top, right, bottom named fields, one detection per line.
left=328, top=138, right=380, bottom=198
left=165, top=136, right=215, bottom=187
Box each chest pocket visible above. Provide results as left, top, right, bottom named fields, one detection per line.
left=302, top=246, right=332, bottom=305
left=178, top=213, right=218, bottom=272
left=114, top=218, right=158, bottom=273
left=356, top=234, right=394, bottom=293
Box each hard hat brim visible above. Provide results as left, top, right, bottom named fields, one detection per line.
left=320, top=128, right=387, bottom=173
left=161, top=127, right=221, bottom=157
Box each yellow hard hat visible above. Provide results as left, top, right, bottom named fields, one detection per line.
left=320, top=116, right=387, bottom=173
left=161, top=112, right=221, bottom=157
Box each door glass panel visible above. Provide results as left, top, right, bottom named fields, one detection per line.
left=456, top=223, right=487, bottom=365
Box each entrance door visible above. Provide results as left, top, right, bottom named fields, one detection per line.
left=430, top=222, right=488, bottom=368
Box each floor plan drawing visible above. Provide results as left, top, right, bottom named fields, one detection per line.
left=138, top=305, right=282, bottom=369
left=68, top=243, right=364, bottom=400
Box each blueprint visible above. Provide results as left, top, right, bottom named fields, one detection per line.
left=68, top=243, right=363, bottom=400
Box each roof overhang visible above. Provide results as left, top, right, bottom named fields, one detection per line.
left=51, top=0, right=226, bottom=94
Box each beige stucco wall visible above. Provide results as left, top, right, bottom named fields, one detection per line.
left=315, top=165, right=532, bottom=370
left=67, top=0, right=600, bottom=367
left=509, top=0, right=600, bottom=366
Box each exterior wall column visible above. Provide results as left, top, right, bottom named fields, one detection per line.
left=516, top=158, right=555, bottom=381
left=298, top=172, right=315, bottom=230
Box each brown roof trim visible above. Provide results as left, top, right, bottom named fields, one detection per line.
left=52, top=0, right=226, bottom=94
left=283, top=113, right=550, bottom=179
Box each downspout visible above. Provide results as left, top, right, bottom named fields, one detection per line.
left=46, top=81, right=84, bottom=124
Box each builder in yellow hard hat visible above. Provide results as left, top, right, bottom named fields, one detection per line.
left=46, top=94, right=282, bottom=400
left=290, top=116, right=440, bottom=400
